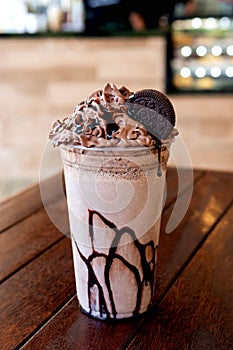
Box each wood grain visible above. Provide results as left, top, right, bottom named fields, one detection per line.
left=0, top=238, right=75, bottom=350
left=19, top=170, right=233, bottom=350
left=127, top=204, right=233, bottom=350
left=0, top=183, right=42, bottom=233
left=155, top=170, right=233, bottom=303
left=165, top=167, right=203, bottom=209
left=0, top=200, right=66, bottom=282
left=0, top=172, right=69, bottom=282
left=0, top=172, right=64, bottom=233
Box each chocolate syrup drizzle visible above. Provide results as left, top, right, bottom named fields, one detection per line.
left=73, top=209, right=158, bottom=319
left=156, top=139, right=162, bottom=178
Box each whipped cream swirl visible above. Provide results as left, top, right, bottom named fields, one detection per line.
left=49, top=83, right=175, bottom=148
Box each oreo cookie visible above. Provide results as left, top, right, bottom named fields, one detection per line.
left=127, top=89, right=176, bottom=140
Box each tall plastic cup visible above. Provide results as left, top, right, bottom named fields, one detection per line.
left=60, top=144, right=170, bottom=320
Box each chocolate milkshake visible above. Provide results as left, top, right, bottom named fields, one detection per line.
left=49, top=83, right=177, bottom=320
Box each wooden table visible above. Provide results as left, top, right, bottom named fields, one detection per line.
left=1, top=168, right=233, bottom=350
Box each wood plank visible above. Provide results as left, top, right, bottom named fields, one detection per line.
left=165, top=167, right=203, bottom=209
left=126, top=204, right=233, bottom=350
left=0, top=183, right=42, bottom=232
left=0, top=238, right=75, bottom=350
left=20, top=170, right=233, bottom=350
left=155, top=170, right=233, bottom=302
left=0, top=194, right=69, bottom=282
left=21, top=296, right=141, bottom=350
left=0, top=172, right=64, bottom=233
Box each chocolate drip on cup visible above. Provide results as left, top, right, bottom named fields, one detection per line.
left=73, top=210, right=157, bottom=320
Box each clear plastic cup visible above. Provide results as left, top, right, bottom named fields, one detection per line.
left=61, top=144, right=170, bottom=320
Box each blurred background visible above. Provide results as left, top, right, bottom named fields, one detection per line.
left=0, top=0, right=233, bottom=201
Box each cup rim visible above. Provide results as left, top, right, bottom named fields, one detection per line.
left=61, top=144, right=156, bottom=152
left=60, top=141, right=174, bottom=153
